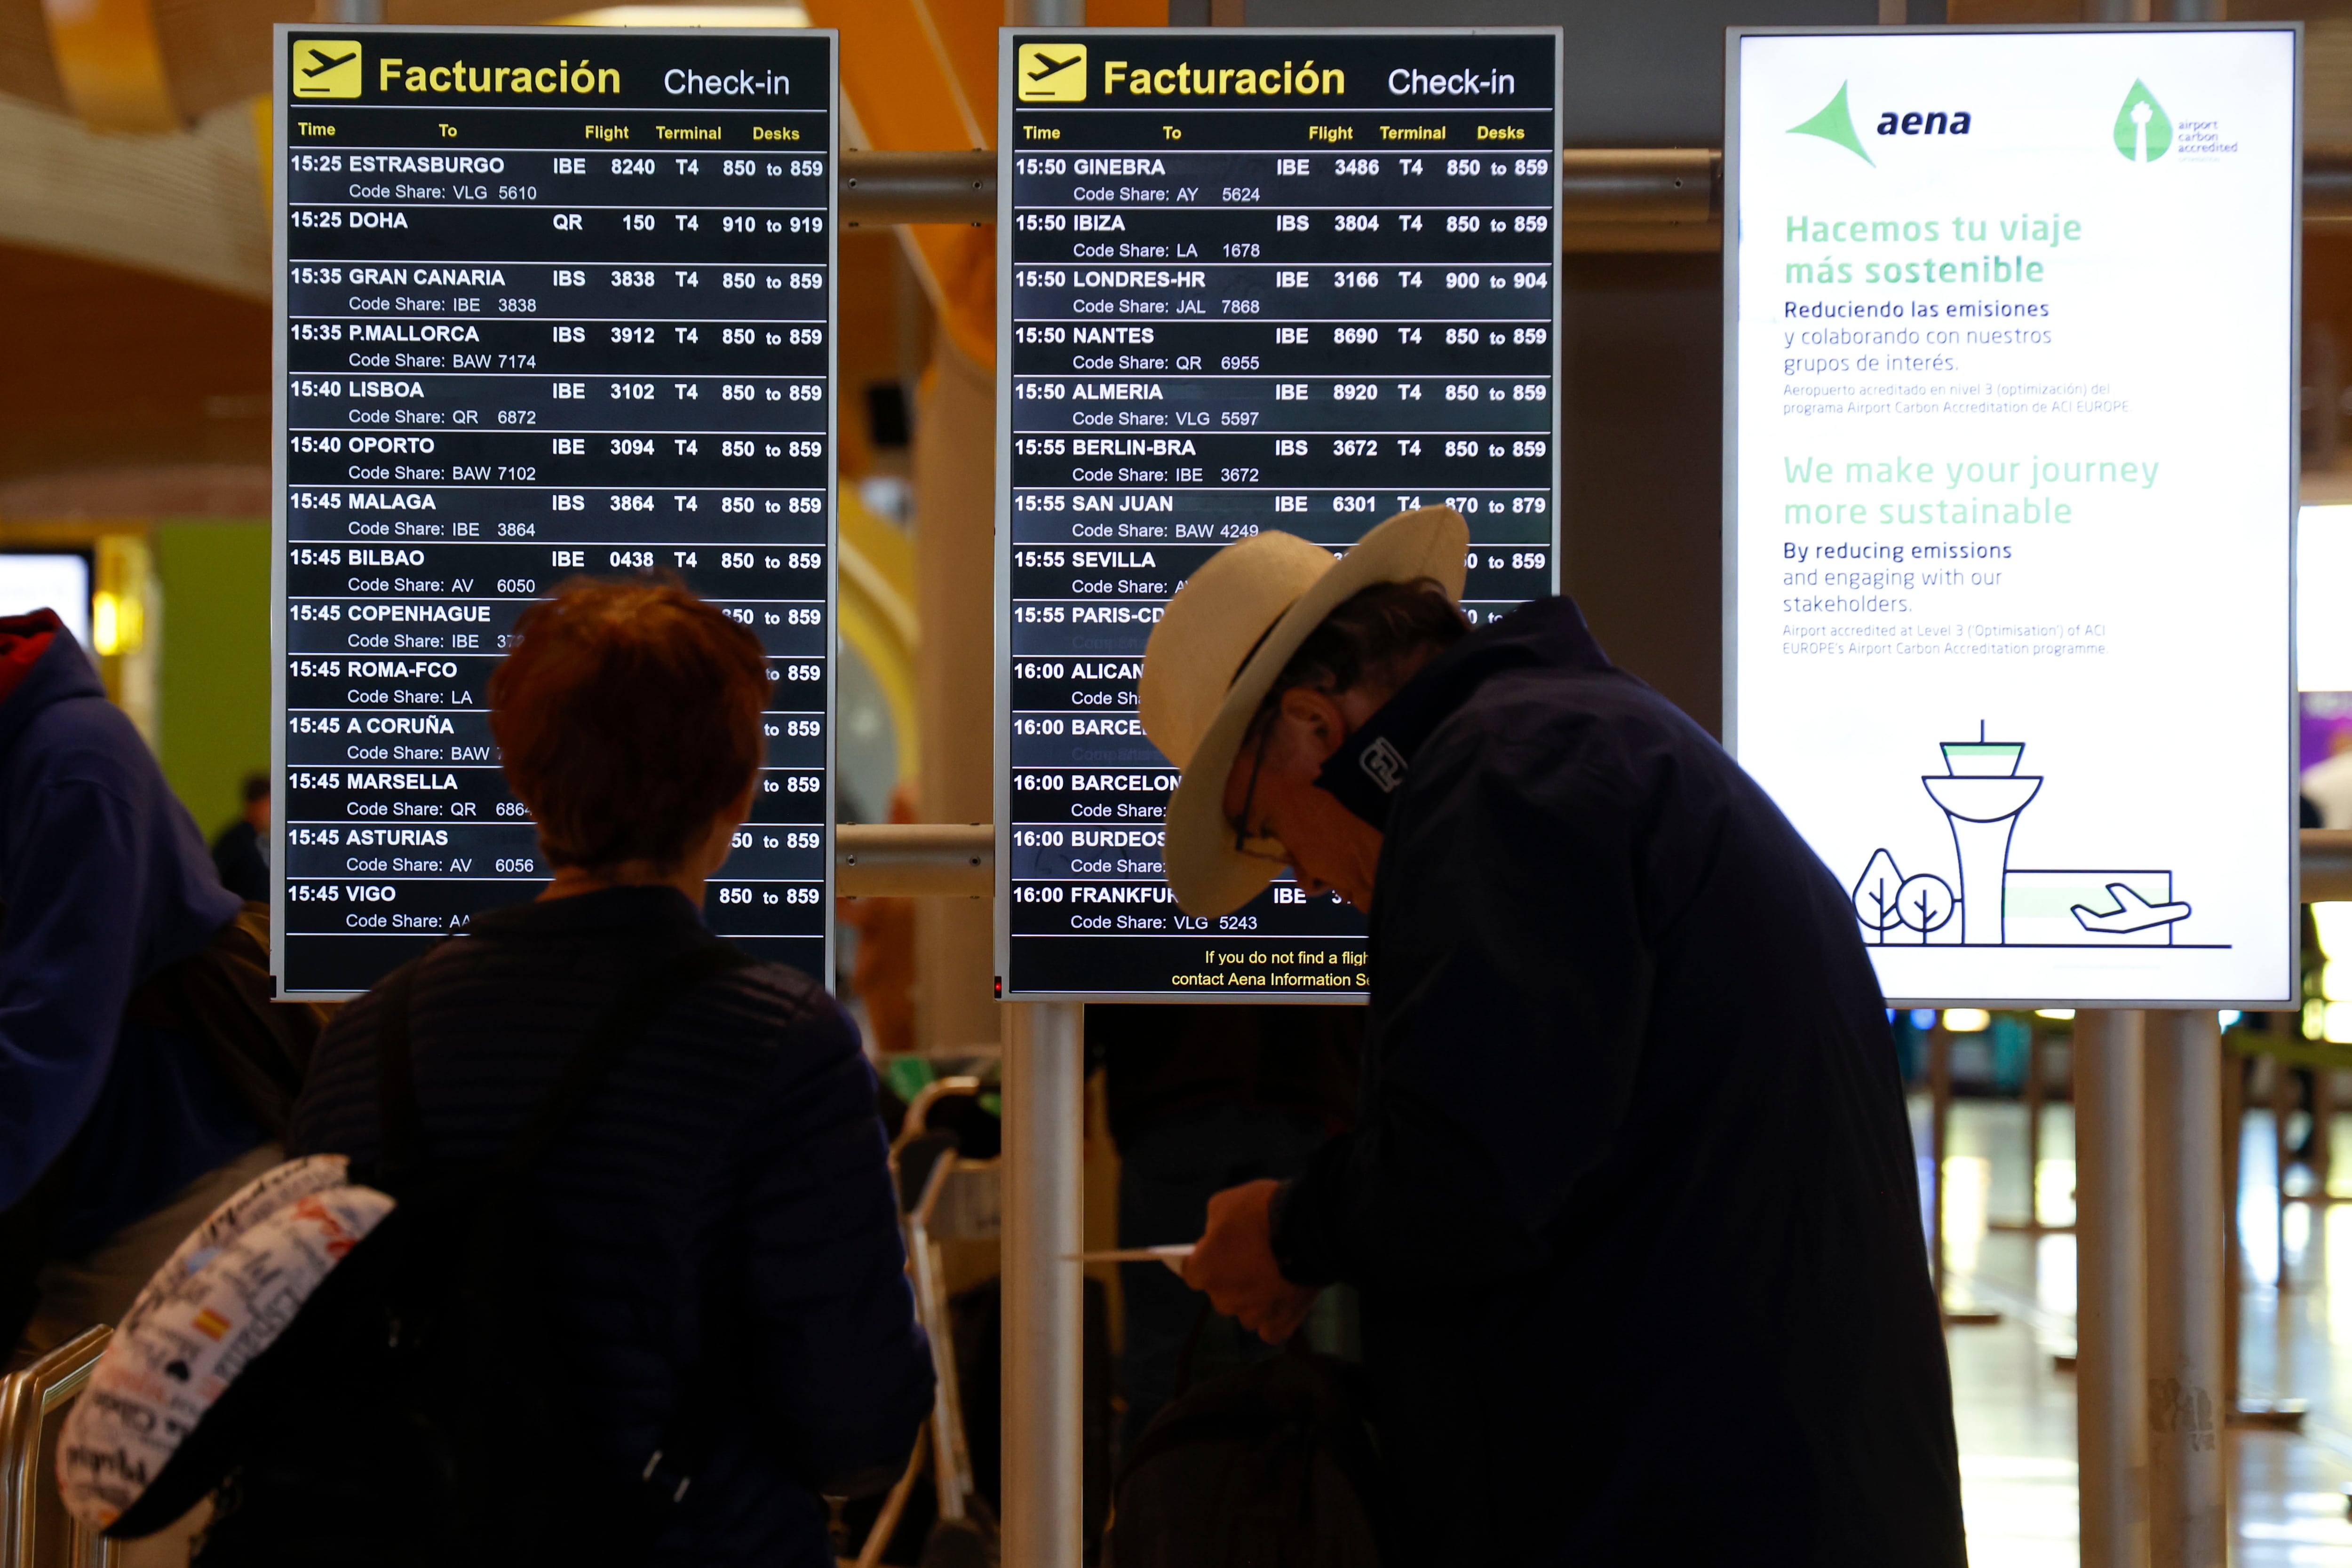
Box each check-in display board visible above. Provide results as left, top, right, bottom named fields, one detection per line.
left=272, top=24, right=836, bottom=997
left=1726, top=26, right=2298, bottom=1006
left=998, top=29, right=1563, bottom=1000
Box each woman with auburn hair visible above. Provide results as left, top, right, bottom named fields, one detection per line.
left=283, top=578, right=932, bottom=1566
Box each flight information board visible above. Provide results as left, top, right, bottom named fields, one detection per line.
left=271, top=24, right=837, bottom=998
left=996, top=28, right=1562, bottom=1000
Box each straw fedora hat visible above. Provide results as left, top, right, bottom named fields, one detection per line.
left=1140, top=506, right=1469, bottom=917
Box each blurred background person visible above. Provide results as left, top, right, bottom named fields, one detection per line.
left=209, top=768, right=270, bottom=903
left=0, top=609, right=279, bottom=1361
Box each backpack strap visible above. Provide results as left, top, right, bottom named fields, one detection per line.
left=372, top=935, right=755, bottom=1517
left=373, top=954, right=432, bottom=1187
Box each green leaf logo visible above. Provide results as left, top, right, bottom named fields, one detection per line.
left=2115, top=79, right=2170, bottom=163
left=1788, top=81, right=1874, bottom=166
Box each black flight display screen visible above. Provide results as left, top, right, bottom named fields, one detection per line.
left=270, top=24, right=837, bottom=997
left=996, top=28, right=1563, bottom=1000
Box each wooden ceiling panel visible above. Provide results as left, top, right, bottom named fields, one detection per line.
left=0, top=0, right=65, bottom=106
left=153, top=0, right=306, bottom=120
left=0, top=240, right=268, bottom=498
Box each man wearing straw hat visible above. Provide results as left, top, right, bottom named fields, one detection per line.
left=1139, top=507, right=1965, bottom=1566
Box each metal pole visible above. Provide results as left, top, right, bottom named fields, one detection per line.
left=2077, top=1007, right=2151, bottom=1568
left=2144, top=1010, right=2227, bottom=1568
left=828, top=150, right=2352, bottom=238
left=1929, top=1021, right=1951, bottom=1303
left=836, top=822, right=993, bottom=897
left=2221, top=1045, right=2244, bottom=1410
left=2026, top=1025, right=2046, bottom=1225
left=2316, top=1059, right=2336, bottom=1198
left=2082, top=0, right=2152, bottom=20
left=1000, top=1001, right=1084, bottom=1568
left=999, top=8, right=1085, bottom=1553
left=1009, top=0, right=1086, bottom=25
left=2272, top=1046, right=2294, bottom=1287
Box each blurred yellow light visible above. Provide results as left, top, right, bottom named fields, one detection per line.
left=2034, top=1008, right=2075, bottom=1020
left=1943, top=1008, right=1991, bottom=1032
left=2328, top=962, right=2352, bottom=1003
left=89, top=590, right=143, bottom=657
left=2314, top=903, right=2352, bottom=960
left=2307, top=998, right=2328, bottom=1040
left=2326, top=1001, right=2352, bottom=1045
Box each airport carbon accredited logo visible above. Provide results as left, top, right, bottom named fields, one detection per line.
left=2116, top=79, right=2172, bottom=161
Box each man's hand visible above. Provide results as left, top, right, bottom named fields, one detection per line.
left=1181, top=1179, right=1321, bottom=1345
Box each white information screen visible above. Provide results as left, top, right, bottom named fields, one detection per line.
left=0, top=554, right=91, bottom=651
left=1726, top=26, right=2299, bottom=1007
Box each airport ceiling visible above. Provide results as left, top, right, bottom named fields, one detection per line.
left=0, top=0, right=1032, bottom=514
left=1, top=0, right=2350, bottom=515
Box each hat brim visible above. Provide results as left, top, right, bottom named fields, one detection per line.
left=1161, top=507, right=1470, bottom=917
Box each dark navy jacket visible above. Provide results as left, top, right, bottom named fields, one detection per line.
left=1271, top=598, right=1965, bottom=1567
left=0, top=621, right=257, bottom=1251
left=291, top=887, right=933, bottom=1568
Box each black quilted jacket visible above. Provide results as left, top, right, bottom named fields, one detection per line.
left=292, top=885, right=932, bottom=1567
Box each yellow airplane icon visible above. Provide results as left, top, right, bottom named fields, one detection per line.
left=1017, top=42, right=1086, bottom=103
left=293, top=39, right=363, bottom=99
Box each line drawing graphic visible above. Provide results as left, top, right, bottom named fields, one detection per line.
left=1849, top=725, right=2217, bottom=949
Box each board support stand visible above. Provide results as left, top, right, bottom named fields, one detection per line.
left=2225, top=1034, right=2308, bottom=1431
left=1001, top=1000, right=1084, bottom=1568
left=2077, top=1007, right=2151, bottom=1568
left=2143, top=1010, right=2227, bottom=1568
left=998, top=3, right=1085, bottom=1553
left=1989, top=1024, right=2078, bottom=1236
left=1927, top=1023, right=2002, bottom=1325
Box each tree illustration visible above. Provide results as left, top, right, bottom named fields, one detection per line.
left=1851, top=849, right=1905, bottom=944
left=1896, top=875, right=1956, bottom=944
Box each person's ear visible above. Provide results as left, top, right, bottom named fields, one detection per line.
left=699, top=776, right=760, bottom=874
left=1276, top=686, right=1350, bottom=765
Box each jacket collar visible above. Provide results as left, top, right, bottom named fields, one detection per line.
left=463, top=883, right=709, bottom=941
left=1314, top=596, right=1611, bottom=830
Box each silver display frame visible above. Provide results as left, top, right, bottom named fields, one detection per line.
left=269, top=22, right=841, bottom=998
left=992, top=25, right=1566, bottom=1003
left=1721, top=22, right=2303, bottom=1010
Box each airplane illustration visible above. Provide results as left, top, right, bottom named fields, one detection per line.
left=303, top=47, right=357, bottom=77
left=2070, top=882, right=2194, bottom=935
left=1026, top=50, right=1082, bottom=84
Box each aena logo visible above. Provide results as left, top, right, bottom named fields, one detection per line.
left=2115, top=79, right=2171, bottom=162
left=1788, top=82, right=1873, bottom=166
left=1788, top=82, right=1974, bottom=165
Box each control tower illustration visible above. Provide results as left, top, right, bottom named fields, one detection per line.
left=1850, top=726, right=2198, bottom=949
left=1922, top=727, right=2041, bottom=945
